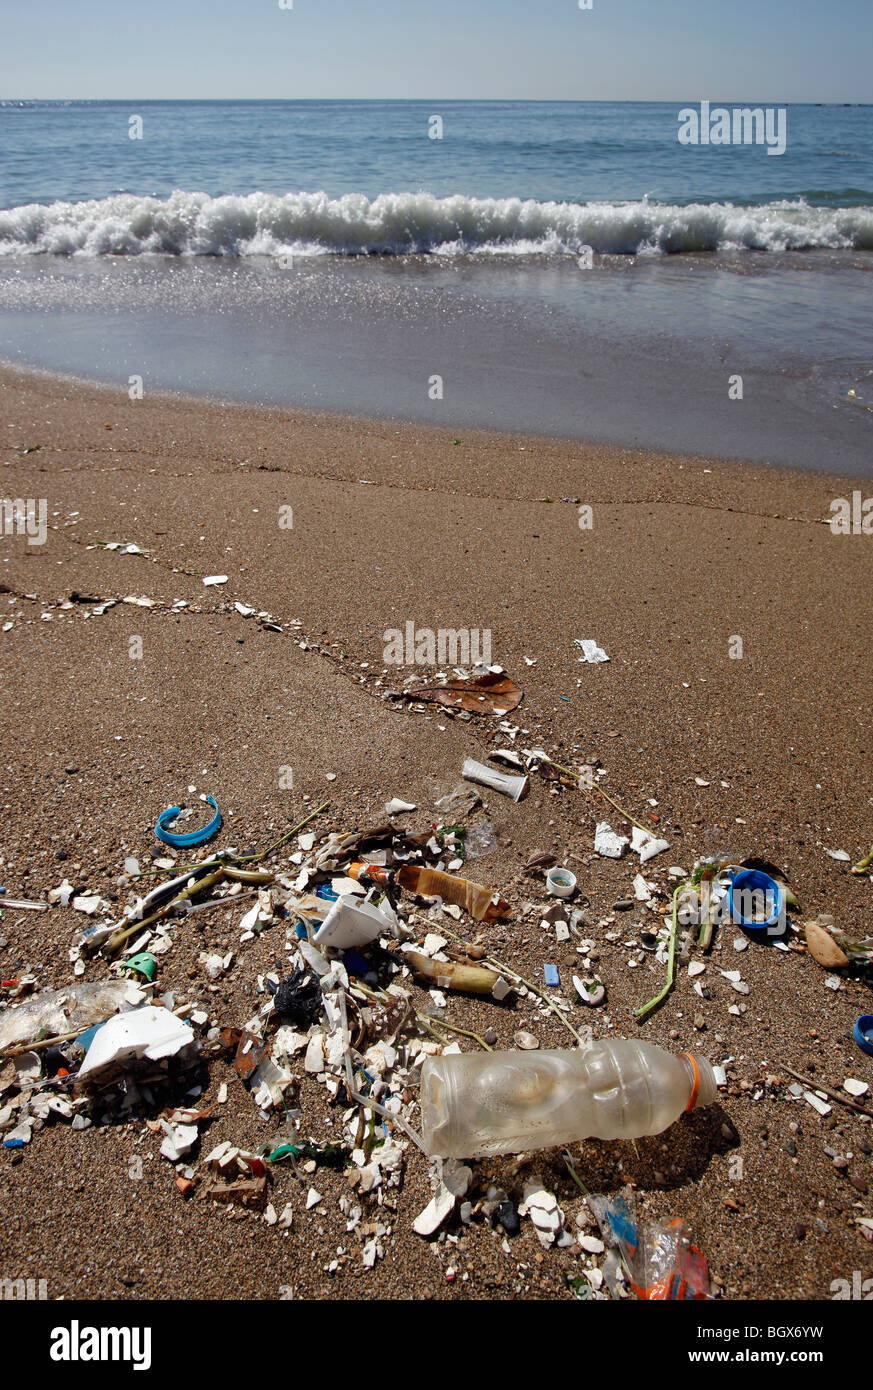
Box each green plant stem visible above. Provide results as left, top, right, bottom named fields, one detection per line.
left=541, top=757, right=650, bottom=835
left=634, top=883, right=682, bottom=1022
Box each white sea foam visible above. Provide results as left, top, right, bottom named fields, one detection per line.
left=1, top=189, right=872, bottom=257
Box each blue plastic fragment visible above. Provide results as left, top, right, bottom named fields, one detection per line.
left=75, top=1021, right=107, bottom=1054
left=544, top=963, right=560, bottom=987
left=314, top=883, right=339, bottom=902
left=295, top=921, right=309, bottom=939
left=342, top=949, right=371, bottom=977
left=155, top=794, right=222, bottom=848
left=3, top=1139, right=24, bottom=1149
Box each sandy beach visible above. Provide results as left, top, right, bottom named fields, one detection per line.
left=1, top=361, right=872, bottom=1301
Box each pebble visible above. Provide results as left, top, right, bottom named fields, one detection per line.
left=693, top=1014, right=706, bottom=1030
left=496, top=1200, right=520, bottom=1235
left=794, top=1222, right=807, bottom=1241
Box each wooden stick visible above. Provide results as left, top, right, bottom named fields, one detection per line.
left=780, top=1062, right=871, bottom=1117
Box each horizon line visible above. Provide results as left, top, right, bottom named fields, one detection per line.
left=2, top=96, right=871, bottom=105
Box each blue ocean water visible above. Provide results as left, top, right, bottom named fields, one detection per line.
left=0, top=100, right=871, bottom=468
left=0, top=99, right=871, bottom=254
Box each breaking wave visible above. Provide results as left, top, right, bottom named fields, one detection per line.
left=1, top=189, right=873, bottom=257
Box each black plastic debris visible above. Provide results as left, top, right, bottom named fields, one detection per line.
left=272, top=968, right=323, bottom=1028
left=496, top=1199, right=520, bottom=1236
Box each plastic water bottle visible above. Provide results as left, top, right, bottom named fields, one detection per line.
left=420, top=1040, right=717, bottom=1158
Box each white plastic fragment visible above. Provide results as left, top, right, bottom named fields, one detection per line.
left=160, top=1122, right=198, bottom=1162
left=519, top=1178, right=564, bottom=1247
left=413, top=1183, right=456, bottom=1237
left=77, top=1006, right=196, bottom=1081
left=804, top=1091, right=832, bottom=1117
left=632, top=874, right=652, bottom=902
left=72, top=894, right=103, bottom=915
left=314, top=895, right=392, bottom=951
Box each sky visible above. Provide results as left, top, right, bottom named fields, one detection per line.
left=1, top=0, right=871, bottom=103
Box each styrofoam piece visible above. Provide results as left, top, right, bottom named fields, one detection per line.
left=594, top=822, right=628, bottom=858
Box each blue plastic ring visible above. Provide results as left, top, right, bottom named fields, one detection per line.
left=155, top=794, right=222, bottom=848
left=853, top=1015, right=873, bottom=1058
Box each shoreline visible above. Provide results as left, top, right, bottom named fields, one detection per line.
left=1, top=361, right=872, bottom=1302
left=0, top=357, right=868, bottom=487
left=3, top=244, right=872, bottom=474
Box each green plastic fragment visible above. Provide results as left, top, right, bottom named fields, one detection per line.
left=268, top=1143, right=300, bottom=1164
left=120, top=952, right=157, bottom=982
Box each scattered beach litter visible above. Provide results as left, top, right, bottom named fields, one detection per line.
left=1, top=737, right=869, bottom=1298
left=590, top=1186, right=709, bottom=1300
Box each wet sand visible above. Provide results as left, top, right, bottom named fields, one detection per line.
left=1, top=362, right=872, bottom=1302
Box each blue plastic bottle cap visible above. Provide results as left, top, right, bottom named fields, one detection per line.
left=852, top=1015, right=873, bottom=1057
left=728, top=868, right=783, bottom=931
